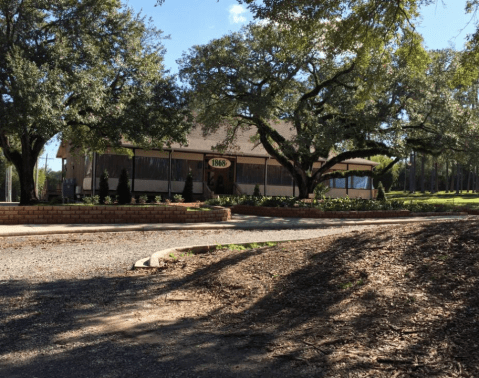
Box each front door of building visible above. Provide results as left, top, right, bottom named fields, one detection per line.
left=205, top=157, right=235, bottom=194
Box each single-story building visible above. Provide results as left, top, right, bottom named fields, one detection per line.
left=56, top=122, right=379, bottom=199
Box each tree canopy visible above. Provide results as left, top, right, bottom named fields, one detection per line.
left=0, top=0, right=191, bottom=204
left=179, top=23, right=470, bottom=198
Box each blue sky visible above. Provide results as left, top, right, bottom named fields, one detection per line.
left=44, top=0, right=478, bottom=171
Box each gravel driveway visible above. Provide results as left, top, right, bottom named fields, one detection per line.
left=0, top=225, right=377, bottom=378
left=0, top=225, right=377, bottom=281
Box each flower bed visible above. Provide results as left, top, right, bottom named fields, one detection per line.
left=0, top=205, right=230, bottom=225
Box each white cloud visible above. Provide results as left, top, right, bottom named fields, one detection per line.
left=229, top=4, right=247, bottom=24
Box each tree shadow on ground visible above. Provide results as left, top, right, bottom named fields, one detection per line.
left=1, top=221, right=478, bottom=377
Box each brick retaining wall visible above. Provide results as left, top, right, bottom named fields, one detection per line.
left=0, top=205, right=230, bottom=225
left=231, top=205, right=411, bottom=218
left=231, top=205, right=469, bottom=218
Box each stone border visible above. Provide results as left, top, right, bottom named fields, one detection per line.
left=231, top=205, right=467, bottom=218
left=135, top=240, right=289, bottom=268
left=0, top=205, right=230, bottom=225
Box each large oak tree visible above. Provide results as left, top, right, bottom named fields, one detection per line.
left=179, top=23, right=464, bottom=198
left=0, top=0, right=191, bottom=205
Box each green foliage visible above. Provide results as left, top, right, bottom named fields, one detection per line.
left=116, top=169, right=132, bottom=205
left=83, top=195, right=99, bottom=205
left=139, top=195, right=148, bottom=204
left=179, top=23, right=444, bottom=199
left=182, top=172, right=194, bottom=202
left=376, top=181, right=387, bottom=201
left=173, top=194, right=184, bottom=203
left=0, top=1, right=191, bottom=204
left=403, top=201, right=436, bottom=213
left=314, top=183, right=331, bottom=200
left=104, top=196, right=113, bottom=205
left=317, top=197, right=403, bottom=212
left=370, top=155, right=399, bottom=192
left=253, top=184, right=262, bottom=197
left=204, top=193, right=450, bottom=213
left=154, top=195, right=162, bottom=204
left=99, top=170, right=109, bottom=204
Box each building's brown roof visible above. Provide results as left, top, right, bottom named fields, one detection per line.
left=58, top=121, right=379, bottom=166
left=164, top=121, right=379, bottom=167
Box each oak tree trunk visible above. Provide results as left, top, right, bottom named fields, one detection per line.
left=0, top=134, right=45, bottom=205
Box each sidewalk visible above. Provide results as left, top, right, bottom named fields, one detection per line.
left=0, top=214, right=473, bottom=237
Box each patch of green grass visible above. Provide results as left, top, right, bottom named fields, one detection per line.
left=339, top=279, right=365, bottom=289
left=226, top=244, right=248, bottom=251
left=186, top=207, right=211, bottom=211
left=339, top=282, right=354, bottom=289
left=388, top=191, right=479, bottom=209
left=215, top=242, right=279, bottom=252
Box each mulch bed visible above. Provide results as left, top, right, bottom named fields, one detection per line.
left=157, top=220, right=479, bottom=377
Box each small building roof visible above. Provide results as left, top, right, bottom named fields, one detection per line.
left=58, top=121, right=380, bottom=166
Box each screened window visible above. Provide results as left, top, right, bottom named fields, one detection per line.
left=171, top=159, right=203, bottom=182
left=334, top=177, right=346, bottom=189
left=237, top=163, right=264, bottom=184
left=96, top=155, right=132, bottom=178
left=349, top=176, right=370, bottom=189
left=134, top=157, right=169, bottom=180
left=267, top=165, right=293, bottom=186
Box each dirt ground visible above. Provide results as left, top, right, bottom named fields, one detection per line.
left=1, top=220, right=478, bottom=377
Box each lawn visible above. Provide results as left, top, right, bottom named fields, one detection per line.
left=387, top=190, right=479, bottom=209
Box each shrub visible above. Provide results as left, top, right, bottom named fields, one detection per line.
left=48, top=197, right=63, bottom=205
left=313, top=182, right=330, bottom=200
left=82, top=195, right=99, bottom=205
left=104, top=196, right=112, bottom=205
left=404, top=201, right=435, bottom=213
left=376, top=181, right=387, bottom=201
left=253, top=184, right=261, bottom=197
left=116, top=168, right=132, bottom=204
left=182, top=172, right=194, bottom=202
left=139, top=194, right=148, bottom=204
left=173, top=194, right=184, bottom=203
left=99, top=169, right=109, bottom=204
left=154, top=195, right=162, bottom=204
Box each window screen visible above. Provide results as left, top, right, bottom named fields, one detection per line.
left=334, top=177, right=346, bottom=189
left=171, top=159, right=203, bottom=182
left=96, top=155, right=132, bottom=178
left=237, top=163, right=265, bottom=184
left=267, top=165, right=293, bottom=186
left=350, top=176, right=370, bottom=189
left=134, top=157, right=169, bottom=180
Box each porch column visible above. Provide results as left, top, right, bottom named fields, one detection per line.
left=264, top=157, right=268, bottom=196
left=346, top=164, right=349, bottom=196
left=92, top=152, right=97, bottom=196
left=131, top=149, right=136, bottom=193
left=168, top=150, right=172, bottom=198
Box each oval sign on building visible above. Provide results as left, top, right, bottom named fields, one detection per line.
left=208, top=158, right=231, bottom=169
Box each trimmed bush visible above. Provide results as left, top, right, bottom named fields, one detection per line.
left=182, top=172, right=194, bottom=202
left=253, top=184, right=261, bottom=197
left=116, top=168, right=132, bottom=205
left=99, top=169, right=109, bottom=204
left=376, top=181, right=387, bottom=201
